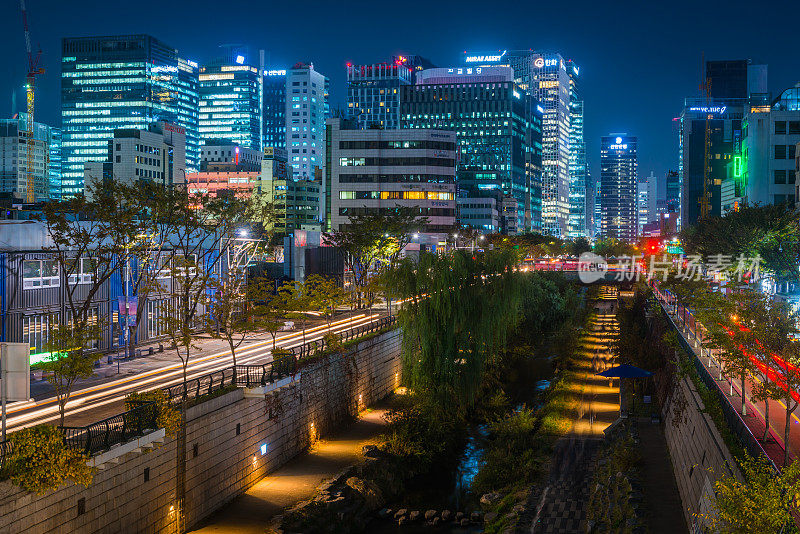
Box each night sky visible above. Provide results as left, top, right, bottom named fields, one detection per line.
left=2, top=0, right=798, bottom=186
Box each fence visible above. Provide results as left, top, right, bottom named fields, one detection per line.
left=0, top=313, right=399, bottom=470
left=162, top=314, right=397, bottom=402
left=652, top=284, right=779, bottom=471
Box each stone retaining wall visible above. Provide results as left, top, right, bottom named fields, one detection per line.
left=0, top=329, right=402, bottom=534
left=661, top=334, right=742, bottom=531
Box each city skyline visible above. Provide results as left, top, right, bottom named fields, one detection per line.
left=2, top=0, right=798, bottom=188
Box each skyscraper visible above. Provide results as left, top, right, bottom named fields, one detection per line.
left=600, top=134, right=638, bottom=242
left=637, top=171, right=657, bottom=236
left=346, top=61, right=412, bottom=129
left=199, top=48, right=263, bottom=149
left=285, top=63, right=328, bottom=182
left=400, top=66, right=543, bottom=234
left=61, top=35, right=200, bottom=196
left=0, top=113, right=56, bottom=202
left=263, top=69, right=287, bottom=150
left=567, top=60, right=587, bottom=237
left=507, top=51, right=573, bottom=237
left=678, top=59, right=766, bottom=228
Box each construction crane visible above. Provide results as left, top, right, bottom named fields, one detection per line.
left=698, top=53, right=712, bottom=219
left=20, top=0, right=44, bottom=204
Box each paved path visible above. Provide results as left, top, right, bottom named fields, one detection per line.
left=636, top=424, right=688, bottom=534
left=657, top=294, right=795, bottom=467
left=531, top=286, right=620, bottom=533
left=189, top=408, right=388, bottom=534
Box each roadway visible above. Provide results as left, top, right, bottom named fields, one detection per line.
left=5, top=312, right=384, bottom=433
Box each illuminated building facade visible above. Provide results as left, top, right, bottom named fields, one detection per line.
left=600, top=134, right=638, bottom=242
left=199, top=50, right=263, bottom=150
left=49, top=128, right=62, bottom=200
left=61, top=35, right=200, bottom=196
left=566, top=60, right=587, bottom=237
left=83, top=121, right=187, bottom=190
left=0, top=113, right=55, bottom=202
left=506, top=51, right=573, bottom=237
left=346, top=61, right=412, bottom=129
left=326, top=119, right=456, bottom=241
left=263, top=69, right=287, bottom=150
left=399, top=66, right=542, bottom=234
left=679, top=59, right=766, bottom=227
left=200, top=143, right=263, bottom=171
left=286, top=63, right=329, bottom=182
left=728, top=85, right=800, bottom=211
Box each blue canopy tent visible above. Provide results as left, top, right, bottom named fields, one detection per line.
left=597, top=364, right=653, bottom=417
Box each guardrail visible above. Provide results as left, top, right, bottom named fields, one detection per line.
left=59, top=401, right=158, bottom=456
left=162, top=314, right=397, bottom=402
left=651, top=283, right=780, bottom=472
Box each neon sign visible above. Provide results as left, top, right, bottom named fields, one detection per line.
left=534, top=57, right=558, bottom=68
left=734, top=155, right=742, bottom=177
left=465, top=50, right=507, bottom=63
left=689, top=106, right=727, bottom=114
left=446, top=68, right=483, bottom=75
left=264, top=69, right=287, bottom=76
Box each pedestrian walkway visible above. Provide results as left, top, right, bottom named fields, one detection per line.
left=189, top=407, right=388, bottom=534
left=636, top=424, right=688, bottom=534
left=531, top=288, right=620, bottom=533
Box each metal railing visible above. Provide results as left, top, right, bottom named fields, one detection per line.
left=162, top=314, right=397, bottom=402
left=652, top=283, right=780, bottom=472
left=59, top=401, right=158, bottom=456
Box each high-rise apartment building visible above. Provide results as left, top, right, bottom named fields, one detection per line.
left=199, top=48, right=263, bottom=149
left=61, top=35, right=200, bottom=196
left=400, top=66, right=542, bottom=234
left=263, top=69, right=287, bottom=150
left=285, top=63, right=329, bottom=183
left=0, top=113, right=56, bottom=202
left=600, top=134, right=638, bottom=242
left=346, top=62, right=412, bottom=129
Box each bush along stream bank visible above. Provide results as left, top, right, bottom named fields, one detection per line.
left=275, top=255, right=590, bottom=534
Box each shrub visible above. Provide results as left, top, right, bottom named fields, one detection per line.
left=125, top=390, right=181, bottom=437
left=6, top=425, right=94, bottom=494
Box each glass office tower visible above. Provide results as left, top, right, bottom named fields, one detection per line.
left=61, top=34, right=199, bottom=196
left=567, top=59, right=587, bottom=237
left=346, top=62, right=412, bottom=129
left=400, top=66, right=543, bottom=233
left=199, top=49, right=263, bottom=150
left=263, top=69, right=287, bottom=150
left=600, top=134, right=638, bottom=241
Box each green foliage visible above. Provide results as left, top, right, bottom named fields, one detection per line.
left=681, top=202, right=800, bottom=282
left=699, top=456, right=800, bottom=534
left=326, top=207, right=424, bottom=308
left=389, top=250, right=523, bottom=412
left=593, top=238, right=636, bottom=258
left=306, top=274, right=349, bottom=328
left=125, top=390, right=181, bottom=437
left=6, top=425, right=94, bottom=494
left=379, top=395, right=466, bottom=472
left=587, top=432, right=644, bottom=532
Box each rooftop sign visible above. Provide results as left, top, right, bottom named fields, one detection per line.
left=465, top=50, right=507, bottom=63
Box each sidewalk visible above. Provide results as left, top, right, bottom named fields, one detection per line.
left=637, top=424, right=688, bottom=534
left=189, top=407, right=389, bottom=534
left=658, top=295, right=796, bottom=468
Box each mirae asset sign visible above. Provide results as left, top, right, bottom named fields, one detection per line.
left=465, top=50, right=507, bottom=63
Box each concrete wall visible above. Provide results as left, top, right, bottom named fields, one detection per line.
left=661, top=353, right=742, bottom=531
left=0, top=329, right=402, bottom=534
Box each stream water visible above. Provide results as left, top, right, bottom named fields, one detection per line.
left=368, top=356, right=555, bottom=532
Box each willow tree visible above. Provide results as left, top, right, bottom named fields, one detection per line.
left=389, top=249, right=523, bottom=412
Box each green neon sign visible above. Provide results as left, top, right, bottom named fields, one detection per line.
left=733, top=156, right=742, bottom=178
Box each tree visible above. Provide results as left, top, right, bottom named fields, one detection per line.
left=699, top=456, right=800, bottom=533
left=593, top=238, right=636, bottom=258
left=681, top=202, right=800, bottom=283
left=306, top=274, right=349, bottom=330
left=327, top=206, right=423, bottom=308
left=389, top=250, right=523, bottom=412
left=6, top=425, right=94, bottom=494
left=207, top=238, right=265, bottom=368
left=247, top=275, right=287, bottom=352
left=277, top=280, right=313, bottom=347
left=39, top=180, right=137, bottom=424
left=158, top=190, right=251, bottom=396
